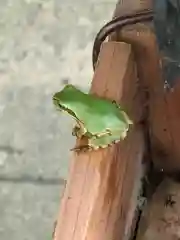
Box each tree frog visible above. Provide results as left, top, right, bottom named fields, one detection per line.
left=53, top=84, right=133, bottom=151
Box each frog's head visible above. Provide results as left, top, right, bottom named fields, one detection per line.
left=53, top=84, right=79, bottom=109
left=53, top=84, right=84, bottom=121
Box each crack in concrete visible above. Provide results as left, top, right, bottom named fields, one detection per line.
left=0, top=145, right=23, bottom=155
left=0, top=175, right=66, bottom=185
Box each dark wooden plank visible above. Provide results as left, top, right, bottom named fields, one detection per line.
left=112, top=0, right=180, bottom=172
left=53, top=42, right=144, bottom=240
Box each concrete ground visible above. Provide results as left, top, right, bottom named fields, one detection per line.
left=0, top=0, right=116, bottom=239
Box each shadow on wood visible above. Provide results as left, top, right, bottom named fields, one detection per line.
left=53, top=42, right=145, bottom=240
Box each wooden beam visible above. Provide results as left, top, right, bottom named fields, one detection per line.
left=53, top=42, right=144, bottom=240
left=112, top=0, right=180, bottom=172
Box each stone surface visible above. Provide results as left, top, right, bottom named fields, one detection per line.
left=0, top=0, right=116, bottom=239
left=0, top=182, right=64, bottom=240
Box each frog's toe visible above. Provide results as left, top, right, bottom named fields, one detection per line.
left=89, top=143, right=109, bottom=150
left=93, top=146, right=100, bottom=150
left=72, top=130, right=77, bottom=136
left=101, top=144, right=109, bottom=149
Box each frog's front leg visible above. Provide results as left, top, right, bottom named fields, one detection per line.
left=72, top=121, right=87, bottom=137
left=72, top=125, right=81, bottom=137
left=71, top=127, right=94, bottom=152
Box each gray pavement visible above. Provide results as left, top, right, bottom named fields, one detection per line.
left=0, top=0, right=116, bottom=239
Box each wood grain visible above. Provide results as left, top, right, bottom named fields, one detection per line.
left=53, top=42, right=145, bottom=240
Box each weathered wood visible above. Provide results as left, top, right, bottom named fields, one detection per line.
left=53, top=42, right=144, bottom=240
left=112, top=0, right=180, bottom=172
left=136, top=178, right=180, bottom=240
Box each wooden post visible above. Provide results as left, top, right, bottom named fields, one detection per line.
left=112, top=0, right=180, bottom=172
left=53, top=42, right=144, bottom=240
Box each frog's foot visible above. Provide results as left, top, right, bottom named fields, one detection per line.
left=96, top=139, right=121, bottom=149
left=72, top=123, right=87, bottom=137
left=89, top=129, right=130, bottom=150
left=70, top=144, right=93, bottom=152
left=71, top=130, right=128, bottom=152
left=95, top=129, right=112, bottom=138
left=112, top=139, right=121, bottom=144
left=72, top=125, right=82, bottom=137
left=71, top=142, right=117, bottom=152
left=70, top=142, right=108, bottom=152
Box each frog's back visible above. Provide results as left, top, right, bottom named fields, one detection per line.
left=72, top=92, right=129, bottom=134
left=54, top=85, right=129, bottom=134
left=83, top=98, right=129, bottom=134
